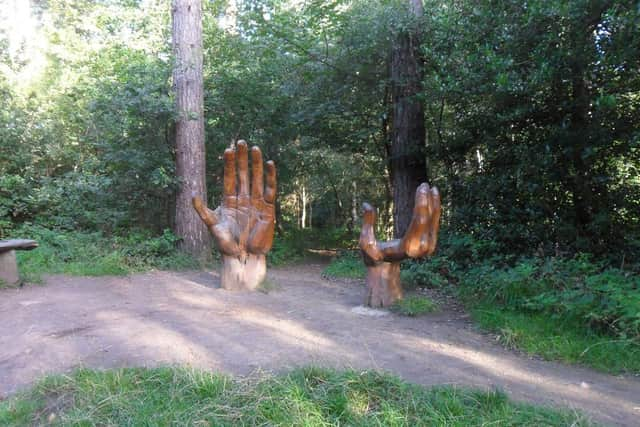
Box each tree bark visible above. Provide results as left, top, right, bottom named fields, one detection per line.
left=172, top=0, right=211, bottom=259
left=390, top=0, right=427, bottom=238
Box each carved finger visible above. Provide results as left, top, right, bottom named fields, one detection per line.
left=425, top=186, right=441, bottom=255
left=192, top=195, right=218, bottom=227
left=223, top=148, right=236, bottom=207
left=212, top=223, right=242, bottom=257
left=404, top=183, right=431, bottom=258
left=251, top=146, right=264, bottom=200
left=237, top=140, right=249, bottom=199
left=359, top=203, right=383, bottom=263
left=264, top=160, right=277, bottom=204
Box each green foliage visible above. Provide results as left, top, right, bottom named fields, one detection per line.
left=0, top=367, right=592, bottom=426
left=401, top=260, right=449, bottom=290
left=323, top=251, right=365, bottom=279
left=13, top=225, right=199, bottom=279
left=459, top=256, right=640, bottom=341
left=422, top=0, right=640, bottom=257
left=3, top=0, right=639, bottom=263
left=391, top=295, right=438, bottom=316
left=473, top=307, right=640, bottom=374
left=268, top=228, right=357, bottom=266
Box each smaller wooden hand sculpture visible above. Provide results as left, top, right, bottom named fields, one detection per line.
left=193, top=140, right=276, bottom=290
left=359, top=183, right=441, bottom=307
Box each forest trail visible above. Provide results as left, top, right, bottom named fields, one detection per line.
left=1, top=265, right=638, bottom=426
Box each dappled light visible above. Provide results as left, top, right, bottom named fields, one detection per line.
left=1, top=1, right=639, bottom=426
left=1, top=267, right=639, bottom=425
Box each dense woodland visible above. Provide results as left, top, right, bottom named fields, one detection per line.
left=1, top=1, right=639, bottom=368
left=0, top=0, right=640, bottom=425
left=2, top=0, right=639, bottom=257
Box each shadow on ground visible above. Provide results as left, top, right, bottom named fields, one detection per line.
left=1, top=264, right=639, bottom=426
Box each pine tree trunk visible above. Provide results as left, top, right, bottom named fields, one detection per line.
left=390, top=0, right=427, bottom=238
left=172, top=0, right=211, bottom=259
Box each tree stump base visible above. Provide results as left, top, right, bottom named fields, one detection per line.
left=0, top=239, right=38, bottom=286
left=0, top=250, right=19, bottom=286
left=364, top=261, right=402, bottom=308
left=221, top=254, right=266, bottom=291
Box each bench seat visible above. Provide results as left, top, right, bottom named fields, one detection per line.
left=0, top=239, right=38, bottom=286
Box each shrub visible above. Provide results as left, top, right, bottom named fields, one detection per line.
left=323, top=251, right=365, bottom=279
left=401, top=259, right=449, bottom=289
left=12, top=225, right=199, bottom=278
left=459, top=255, right=640, bottom=340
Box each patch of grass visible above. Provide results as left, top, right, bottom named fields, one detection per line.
left=12, top=225, right=202, bottom=279
left=0, top=367, right=593, bottom=426
left=391, top=295, right=438, bottom=316
left=473, top=306, right=640, bottom=374
left=323, top=251, right=365, bottom=279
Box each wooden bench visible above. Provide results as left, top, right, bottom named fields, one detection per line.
left=0, top=239, right=38, bottom=286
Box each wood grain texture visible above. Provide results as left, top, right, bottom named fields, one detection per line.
left=360, top=183, right=440, bottom=307
left=193, top=141, right=276, bottom=290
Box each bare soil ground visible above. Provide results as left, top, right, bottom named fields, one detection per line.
left=1, top=264, right=639, bottom=426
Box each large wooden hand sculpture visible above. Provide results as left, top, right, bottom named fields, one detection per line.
left=359, top=183, right=441, bottom=307
left=193, top=140, right=276, bottom=290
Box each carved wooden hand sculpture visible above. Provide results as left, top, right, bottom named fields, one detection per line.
left=359, top=183, right=441, bottom=307
left=192, top=140, right=276, bottom=290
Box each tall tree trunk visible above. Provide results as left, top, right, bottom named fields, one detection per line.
left=390, top=0, right=427, bottom=238
left=172, top=0, right=211, bottom=259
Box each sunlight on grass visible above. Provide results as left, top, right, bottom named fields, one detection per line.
left=473, top=307, right=640, bottom=374
left=13, top=226, right=202, bottom=280
left=0, top=367, right=594, bottom=426
left=391, top=295, right=438, bottom=316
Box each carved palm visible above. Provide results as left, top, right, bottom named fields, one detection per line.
left=192, top=140, right=276, bottom=259
left=359, top=183, right=440, bottom=265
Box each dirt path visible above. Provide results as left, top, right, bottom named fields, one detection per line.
left=1, top=264, right=639, bottom=425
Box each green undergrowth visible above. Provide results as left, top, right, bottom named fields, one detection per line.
left=0, top=367, right=593, bottom=426
left=472, top=307, right=640, bottom=374
left=11, top=225, right=201, bottom=279
left=391, top=295, right=438, bottom=316
left=323, top=251, right=365, bottom=279
left=457, top=255, right=640, bottom=374
left=269, top=228, right=357, bottom=267
left=325, top=232, right=640, bottom=374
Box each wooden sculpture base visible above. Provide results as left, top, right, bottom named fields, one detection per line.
left=365, top=261, right=403, bottom=307
left=221, top=254, right=266, bottom=291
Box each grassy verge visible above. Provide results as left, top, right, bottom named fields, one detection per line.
left=326, top=246, right=640, bottom=375
left=323, top=252, right=365, bottom=279
left=0, top=367, right=593, bottom=426
left=472, top=306, right=640, bottom=374
left=12, top=226, right=201, bottom=280
left=391, top=295, right=438, bottom=316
